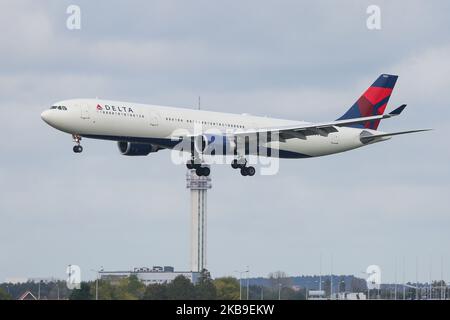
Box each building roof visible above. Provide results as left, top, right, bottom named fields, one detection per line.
left=18, top=290, right=37, bottom=300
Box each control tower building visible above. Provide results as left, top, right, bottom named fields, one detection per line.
left=186, top=166, right=212, bottom=272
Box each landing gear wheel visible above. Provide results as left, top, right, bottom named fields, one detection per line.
left=231, top=159, right=239, bottom=169
left=202, top=167, right=210, bottom=177
left=195, top=166, right=211, bottom=177
left=72, top=134, right=83, bottom=154
left=195, top=167, right=204, bottom=176
left=240, top=167, right=249, bottom=176
left=186, top=162, right=194, bottom=170
left=73, top=145, right=83, bottom=153
left=247, top=166, right=255, bottom=176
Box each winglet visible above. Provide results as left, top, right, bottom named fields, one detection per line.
left=388, top=104, right=407, bottom=116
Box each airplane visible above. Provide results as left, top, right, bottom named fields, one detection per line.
left=41, top=74, right=429, bottom=177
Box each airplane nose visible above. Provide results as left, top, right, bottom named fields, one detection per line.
left=41, top=109, right=65, bottom=130
left=41, top=110, right=47, bottom=120
left=41, top=110, right=51, bottom=123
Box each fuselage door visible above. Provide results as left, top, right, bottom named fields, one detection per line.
left=330, top=132, right=339, bottom=144
left=80, top=103, right=90, bottom=119
left=148, top=111, right=159, bottom=127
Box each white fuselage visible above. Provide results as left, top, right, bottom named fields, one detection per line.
left=41, top=98, right=378, bottom=158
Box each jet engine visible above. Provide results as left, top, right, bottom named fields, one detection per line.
left=117, top=141, right=160, bottom=156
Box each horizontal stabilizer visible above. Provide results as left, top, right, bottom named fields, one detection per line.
left=360, top=129, right=432, bottom=144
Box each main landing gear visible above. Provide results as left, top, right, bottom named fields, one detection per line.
left=231, top=159, right=255, bottom=177
left=72, top=134, right=83, bottom=153
left=186, top=159, right=211, bottom=177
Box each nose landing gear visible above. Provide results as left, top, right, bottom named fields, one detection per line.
left=72, top=134, right=83, bottom=153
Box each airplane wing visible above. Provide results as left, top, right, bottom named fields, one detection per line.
left=232, top=104, right=408, bottom=141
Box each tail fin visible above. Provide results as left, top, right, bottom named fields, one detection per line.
left=337, top=74, right=398, bottom=130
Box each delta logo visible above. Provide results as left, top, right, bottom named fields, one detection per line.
left=96, top=104, right=134, bottom=113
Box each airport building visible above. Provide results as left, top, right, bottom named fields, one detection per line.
left=99, top=266, right=200, bottom=285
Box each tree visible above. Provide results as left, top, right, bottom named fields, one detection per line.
left=166, top=276, right=195, bottom=300
left=195, top=270, right=217, bottom=300
left=143, top=284, right=168, bottom=300
left=97, top=280, right=114, bottom=300
left=279, top=287, right=305, bottom=300
left=0, top=288, right=12, bottom=300
left=214, top=277, right=240, bottom=300
left=69, top=282, right=93, bottom=300
left=268, top=271, right=292, bottom=289
left=350, top=276, right=366, bottom=293
left=432, top=280, right=447, bottom=299
left=126, top=275, right=146, bottom=299
left=111, top=277, right=143, bottom=300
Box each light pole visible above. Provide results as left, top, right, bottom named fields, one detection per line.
left=416, top=256, right=419, bottom=300
left=233, top=270, right=244, bottom=300
left=394, top=257, right=397, bottom=300
left=246, top=266, right=250, bottom=300
left=403, top=257, right=406, bottom=300
left=278, top=283, right=282, bottom=300
left=90, top=269, right=100, bottom=300
left=319, top=254, right=322, bottom=292
left=330, top=254, right=333, bottom=300
left=234, top=268, right=249, bottom=300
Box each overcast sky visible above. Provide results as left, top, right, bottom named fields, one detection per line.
left=1, top=0, right=449, bottom=283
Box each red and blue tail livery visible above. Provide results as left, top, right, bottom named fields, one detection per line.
left=338, top=74, right=398, bottom=130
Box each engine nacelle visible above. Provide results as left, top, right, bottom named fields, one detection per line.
left=118, top=141, right=160, bottom=156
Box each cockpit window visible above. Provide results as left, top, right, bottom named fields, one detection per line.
left=50, top=106, right=67, bottom=110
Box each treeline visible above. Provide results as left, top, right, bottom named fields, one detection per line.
left=71, top=272, right=232, bottom=300
left=0, top=270, right=306, bottom=300
left=0, top=274, right=236, bottom=300
left=70, top=272, right=257, bottom=300
left=0, top=280, right=70, bottom=300
left=69, top=271, right=306, bottom=300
